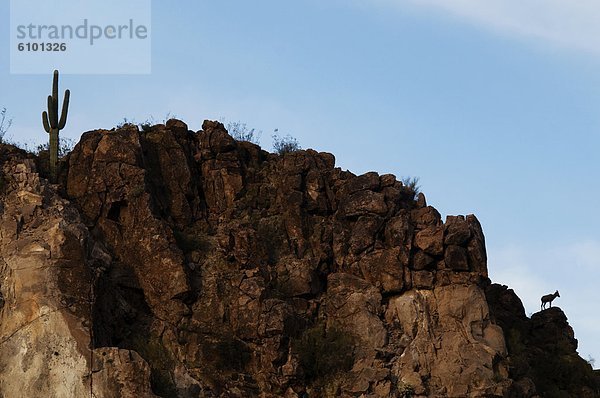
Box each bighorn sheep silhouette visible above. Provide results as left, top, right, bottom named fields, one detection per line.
left=541, top=290, right=560, bottom=310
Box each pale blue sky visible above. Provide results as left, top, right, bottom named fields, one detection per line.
left=2, top=1, right=599, bottom=365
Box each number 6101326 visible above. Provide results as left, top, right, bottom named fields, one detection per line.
left=18, top=43, right=66, bottom=51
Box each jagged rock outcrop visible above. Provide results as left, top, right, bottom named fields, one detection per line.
left=486, top=284, right=600, bottom=398
left=0, top=120, right=598, bottom=397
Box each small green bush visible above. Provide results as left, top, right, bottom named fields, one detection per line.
left=272, top=132, right=301, bottom=154
left=0, top=107, right=12, bottom=142
left=34, top=137, right=75, bottom=157
left=117, top=117, right=136, bottom=128
left=226, top=121, right=261, bottom=144
left=401, top=176, right=421, bottom=200
left=294, top=322, right=355, bottom=383
left=401, top=176, right=420, bottom=195
left=136, top=113, right=178, bottom=131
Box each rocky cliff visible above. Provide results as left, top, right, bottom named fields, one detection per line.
left=0, top=120, right=597, bottom=398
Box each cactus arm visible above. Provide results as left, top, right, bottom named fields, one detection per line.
left=58, top=89, right=70, bottom=129
left=42, top=111, right=51, bottom=133
left=52, top=70, right=59, bottom=103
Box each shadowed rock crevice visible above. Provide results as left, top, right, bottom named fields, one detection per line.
left=92, top=261, right=152, bottom=348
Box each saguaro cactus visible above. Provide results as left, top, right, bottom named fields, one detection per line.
left=42, top=69, right=70, bottom=183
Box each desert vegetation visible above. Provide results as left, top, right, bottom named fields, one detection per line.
left=0, top=107, right=12, bottom=142
left=272, top=130, right=301, bottom=154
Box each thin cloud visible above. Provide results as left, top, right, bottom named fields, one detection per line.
left=569, top=240, right=600, bottom=270
left=374, top=0, right=600, bottom=55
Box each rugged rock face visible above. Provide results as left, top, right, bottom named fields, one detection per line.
left=0, top=145, right=156, bottom=397
left=486, top=284, right=600, bottom=398
left=0, top=120, right=598, bottom=397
